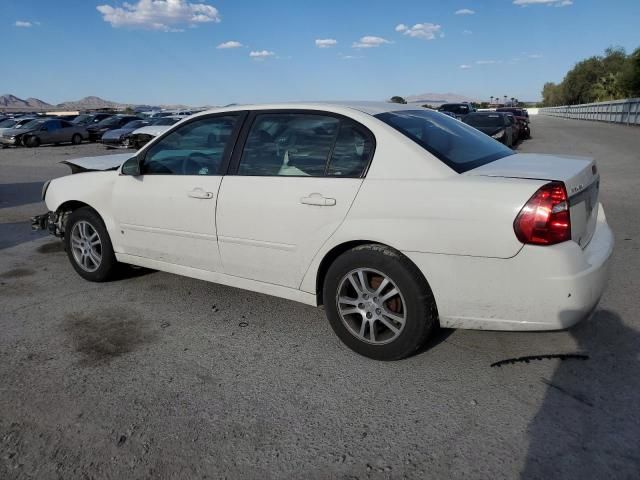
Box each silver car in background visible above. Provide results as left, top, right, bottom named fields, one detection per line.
left=1, top=119, right=88, bottom=147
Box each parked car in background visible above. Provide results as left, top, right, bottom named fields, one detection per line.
left=87, top=115, right=140, bottom=142
left=503, top=112, right=522, bottom=141
left=463, top=112, right=516, bottom=147
left=72, top=113, right=113, bottom=127
left=101, top=119, right=151, bottom=148
left=0, top=117, right=36, bottom=139
left=1, top=118, right=87, bottom=147
left=129, top=116, right=182, bottom=149
left=438, top=103, right=475, bottom=119
left=33, top=102, right=612, bottom=360
left=496, top=107, right=531, bottom=138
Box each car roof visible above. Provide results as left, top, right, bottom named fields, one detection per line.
left=192, top=101, right=419, bottom=118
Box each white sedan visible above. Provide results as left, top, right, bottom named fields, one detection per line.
left=34, top=102, right=613, bottom=360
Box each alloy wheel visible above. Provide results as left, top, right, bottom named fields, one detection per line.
left=336, top=268, right=407, bottom=345
left=70, top=220, right=102, bottom=272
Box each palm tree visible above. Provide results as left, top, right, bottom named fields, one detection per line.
left=510, top=97, right=515, bottom=106
left=490, top=96, right=494, bottom=105
left=503, top=95, right=508, bottom=105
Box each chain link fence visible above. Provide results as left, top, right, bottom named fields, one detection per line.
left=539, top=98, right=640, bottom=125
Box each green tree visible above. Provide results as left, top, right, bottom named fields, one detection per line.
left=620, top=47, right=640, bottom=97
left=389, top=96, right=407, bottom=104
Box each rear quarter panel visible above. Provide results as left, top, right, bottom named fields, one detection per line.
left=299, top=174, right=546, bottom=294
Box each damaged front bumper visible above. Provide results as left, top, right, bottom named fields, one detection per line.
left=31, top=211, right=67, bottom=237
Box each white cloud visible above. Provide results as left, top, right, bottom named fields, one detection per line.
left=455, top=9, right=475, bottom=15
left=217, top=40, right=242, bottom=49
left=97, top=0, right=221, bottom=31
left=249, top=50, right=275, bottom=58
left=459, top=64, right=472, bottom=69
left=396, top=23, right=442, bottom=40
left=528, top=53, right=543, bottom=58
left=513, top=0, right=573, bottom=6
left=315, top=38, right=337, bottom=48
left=476, top=59, right=502, bottom=64
left=352, top=36, right=391, bottom=48
left=15, top=20, right=34, bottom=27
left=463, top=29, right=473, bottom=35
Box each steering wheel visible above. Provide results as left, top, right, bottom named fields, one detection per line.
left=182, top=152, right=208, bottom=175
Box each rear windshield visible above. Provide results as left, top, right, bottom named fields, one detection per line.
left=464, top=114, right=505, bottom=127
left=376, top=109, right=514, bottom=173
left=438, top=104, right=470, bottom=115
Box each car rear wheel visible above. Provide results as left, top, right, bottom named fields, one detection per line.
left=64, top=207, right=119, bottom=282
left=323, top=244, right=438, bottom=360
left=71, top=133, right=82, bottom=145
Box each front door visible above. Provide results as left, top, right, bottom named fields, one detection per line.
left=112, top=113, right=244, bottom=271
left=216, top=111, right=375, bottom=288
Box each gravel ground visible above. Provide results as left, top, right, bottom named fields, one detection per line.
left=1, top=117, right=639, bottom=479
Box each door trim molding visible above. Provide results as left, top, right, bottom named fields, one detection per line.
left=218, top=235, right=296, bottom=251
left=121, top=223, right=217, bottom=241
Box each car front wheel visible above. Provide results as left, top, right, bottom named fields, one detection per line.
left=323, top=244, right=438, bottom=360
left=64, top=207, right=119, bottom=282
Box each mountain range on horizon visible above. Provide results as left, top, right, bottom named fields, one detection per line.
left=0, top=94, right=195, bottom=112
left=1, top=92, right=487, bottom=113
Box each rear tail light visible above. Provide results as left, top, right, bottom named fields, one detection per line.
left=514, top=181, right=571, bottom=245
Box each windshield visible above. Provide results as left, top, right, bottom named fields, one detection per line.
left=72, top=114, right=92, bottom=124
left=463, top=114, right=505, bottom=127
left=122, top=120, right=146, bottom=129
left=96, top=116, right=122, bottom=127
left=376, top=109, right=513, bottom=173
left=152, top=117, right=180, bottom=126
left=438, top=104, right=470, bottom=115
left=19, top=120, right=45, bottom=130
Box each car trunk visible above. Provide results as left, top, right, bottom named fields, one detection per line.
left=467, top=153, right=600, bottom=248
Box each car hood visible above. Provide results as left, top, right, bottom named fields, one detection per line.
left=132, top=125, right=173, bottom=136
left=61, top=153, right=133, bottom=173
left=2, top=127, right=36, bottom=137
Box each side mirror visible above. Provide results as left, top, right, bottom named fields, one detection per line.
left=121, top=156, right=142, bottom=176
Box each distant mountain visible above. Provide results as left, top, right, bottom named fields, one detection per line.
left=25, top=97, right=53, bottom=109
left=404, top=92, right=478, bottom=106
left=0, top=93, right=209, bottom=113
left=57, top=96, right=126, bottom=110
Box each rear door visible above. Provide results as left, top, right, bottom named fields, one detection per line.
left=216, top=110, right=375, bottom=288
left=112, top=113, right=245, bottom=271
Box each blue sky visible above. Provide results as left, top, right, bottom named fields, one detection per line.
left=1, top=0, right=639, bottom=106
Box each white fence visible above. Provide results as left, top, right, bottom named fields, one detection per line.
left=539, top=98, right=640, bottom=125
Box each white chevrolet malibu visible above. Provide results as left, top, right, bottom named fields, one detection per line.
left=34, top=102, right=614, bottom=360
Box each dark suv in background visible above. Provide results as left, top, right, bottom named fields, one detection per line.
left=437, top=103, right=476, bottom=119
left=87, top=115, right=141, bottom=142
left=496, top=107, right=531, bottom=138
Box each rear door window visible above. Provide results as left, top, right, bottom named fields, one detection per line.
left=237, top=113, right=374, bottom=177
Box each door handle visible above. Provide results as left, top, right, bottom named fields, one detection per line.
left=300, top=193, right=336, bottom=206
left=188, top=188, right=214, bottom=199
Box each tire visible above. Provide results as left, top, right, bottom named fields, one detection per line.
left=71, top=133, right=82, bottom=145
left=323, top=244, right=438, bottom=360
left=25, top=136, right=40, bottom=148
left=64, top=207, right=119, bottom=282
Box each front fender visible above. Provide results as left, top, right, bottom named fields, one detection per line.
left=45, top=171, right=118, bottom=238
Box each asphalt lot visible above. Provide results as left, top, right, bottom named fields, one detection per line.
left=1, top=116, right=639, bottom=479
